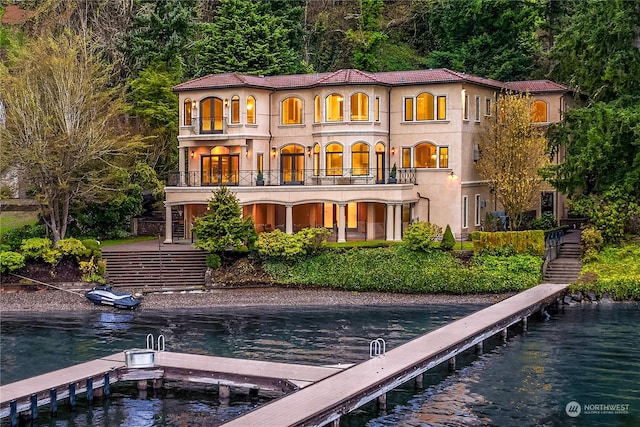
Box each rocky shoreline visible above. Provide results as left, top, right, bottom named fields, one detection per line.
left=0, top=285, right=516, bottom=313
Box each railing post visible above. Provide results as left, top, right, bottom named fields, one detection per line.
left=50, top=388, right=57, bottom=416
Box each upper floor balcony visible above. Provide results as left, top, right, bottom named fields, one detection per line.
left=167, top=168, right=417, bottom=188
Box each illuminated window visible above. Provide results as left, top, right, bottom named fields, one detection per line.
left=405, top=93, right=446, bottom=121
left=415, top=143, right=437, bottom=168
left=350, top=92, right=368, bottom=121
left=282, top=97, right=303, bottom=124
left=347, top=202, right=358, bottom=228
left=313, top=143, right=320, bottom=176
left=326, top=143, right=343, bottom=176
left=404, top=98, right=413, bottom=121
left=200, top=97, right=224, bottom=133
left=247, top=96, right=255, bottom=124
left=323, top=203, right=334, bottom=228
left=326, top=94, right=344, bottom=122
left=257, top=153, right=263, bottom=174
left=531, top=100, right=548, bottom=122
left=351, top=142, right=370, bottom=175
left=439, top=147, right=449, bottom=168
left=375, top=96, right=380, bottom=121
left=184, top=99, right=192, bottom=126
left=402, top=147, right=411, bottom=168
left=416, top=92, right=434, bottom=120
left=314, top=95, right=321, bottom=123
left=230, top=95, right=240, bottom=124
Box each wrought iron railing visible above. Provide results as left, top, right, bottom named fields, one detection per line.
left=167, top=168, right=416, bottom=187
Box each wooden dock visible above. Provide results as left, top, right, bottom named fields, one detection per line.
left=1, top=283, right=568, bottom=426
left=221, top=282, right=569, bottom=427
left=0, top=351, right=351, bottom=424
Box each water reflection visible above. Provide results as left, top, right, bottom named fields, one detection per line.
left=1, top=303, right=639, bottom=426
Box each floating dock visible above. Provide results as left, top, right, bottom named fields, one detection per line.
left=1, top=283, right=568, bottom=426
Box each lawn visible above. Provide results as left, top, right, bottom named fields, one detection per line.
left=0, top=211, right=39, bottom=234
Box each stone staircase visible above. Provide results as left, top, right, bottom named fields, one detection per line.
left=103, top=250, right=208, bottom=289
left=543, top=230, right=582, bottom=284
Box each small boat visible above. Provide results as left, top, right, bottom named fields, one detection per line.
left=85, top=285, right=141, bottom=310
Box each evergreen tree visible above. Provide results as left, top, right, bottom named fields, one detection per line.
left=411, top=0, right=544, bottom=81
left=440, top=225, right=455, bottom=251
left=192, top=187, right=258, bottom=254
left=194, top=0, right=308, bottom=77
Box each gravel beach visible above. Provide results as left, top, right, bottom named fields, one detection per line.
left=0, top=286, right=515, bottom=313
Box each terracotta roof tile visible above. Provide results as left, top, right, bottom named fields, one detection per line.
left=505, top=80, right=569, bottom=93
left=173, top=69, right=567, bottom=94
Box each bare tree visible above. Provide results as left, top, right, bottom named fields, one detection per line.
left=0, top=30, right=142, bottom=242
left=476, top=92, right=550, bottom=230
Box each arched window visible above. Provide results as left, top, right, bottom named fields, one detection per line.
left=531, top=100, right=548, bottom=123
left=201, top=146, right=239, bottom=185
left=314, top=95, right=321, bottom=123
left=415, top=143, right=437, bottom=168
left=375, top=142, right=385, bottom=183
left=326, top=143, right=343, bottom=176
left=326, top=94, right=344, bottom=122
left=351, top=142, right=370, bottom=175
left=184, top=99, right=192, bottom=126
left=416, top=92, right=435, bottom=120
left=246, top=96, right=256, bottom=124
left=230, top=95, right=240, bottom=124
left=350, top=93, right=368, bottom=121
left=282, top=97, right=303, bottom=124
left=200, top=97, right=224, bottom=133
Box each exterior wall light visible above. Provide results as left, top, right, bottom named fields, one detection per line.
left=271, top=146, right=277, bottom=157
left=190, top=150, right=195, bottom=158
left=307, top=146, right=312, bottom=157
left=391, top=147, right=395, bottom=156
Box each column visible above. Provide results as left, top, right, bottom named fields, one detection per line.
left=285, top=204, right=293, bottom=234
left=338, top=203, right=346, bottom=243
left=366, top=204, right=375, bottom=241
left=164, top=203, right=173, bottom=243
left=386, top=204, right=394, bottom=241
left=394, top=204, right=402, bottom=241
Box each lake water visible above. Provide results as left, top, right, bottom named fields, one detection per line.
left=1, top=302, right=638, bottom=426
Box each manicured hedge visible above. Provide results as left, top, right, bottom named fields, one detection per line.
left=471, top=230, right=545, bottom=256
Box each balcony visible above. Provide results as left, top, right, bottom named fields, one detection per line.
left=167, top=168, right=417, bottom=187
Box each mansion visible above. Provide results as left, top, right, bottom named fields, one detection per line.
left=164, top=68, right=572, bottom=243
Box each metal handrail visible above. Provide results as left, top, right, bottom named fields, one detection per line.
left=168, top=168, right=417, bottom=187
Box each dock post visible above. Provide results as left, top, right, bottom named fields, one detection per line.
left=153, top=379, right=163, bottom=389
left=331, top=417, right=340, bottom=426
left=501, top=328, right=508, bottom=342
left=10, top=400, right=17, bottom=427
left=219, top=385, right=231, bottom=404
left=377, top=393, right=387, bottom=412
left=415, top=373, right=424, bottom=388
left=87, top=377, right=94, bottom=403
left=475, top=341, right=483, bottom=354
left=69, top=383, right=76, bottom=409
left=104, top=372, right=111, bottom=397
left=137, top=380, right=148, bottom=391
left=448, top=356, right=456, bottom=371
left=522, top=316, right=528, bottom=331
left=30, top=394, right=38, bottom=421
left=50, top=388, right=58, bottom=416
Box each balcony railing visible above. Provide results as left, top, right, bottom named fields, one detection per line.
left=167, top=168, right=416, bottom=187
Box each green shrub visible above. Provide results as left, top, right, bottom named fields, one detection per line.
left=206, top=253, right=222, bottom=270
left=581, top=226, right=604, bottom=262
left=440, top=225, right=455, bottom=251
left=530, top=212, right=558, bottom=230
left=20, top=237, right=53, bottom=260
left=0, top=251, right=26, bottom=273
left=403, top=221, right=442, bottom=252
left=80, top=239, right=102, bottom=258
left=262, top=245, right=542, bottom=294
left=296, top=227, right=331, bottom=255
left=42, top=248, right=62, bottom=264
left=56, top=238, right=87, bottom=259
left=79, top=256, right=107, bottom=283
left=257, top=229, right=306, bottom=260
left=0, top=224, right=46, bottom=251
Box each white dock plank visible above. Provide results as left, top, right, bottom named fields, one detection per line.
left=221, top=283, right=568, bottom=426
